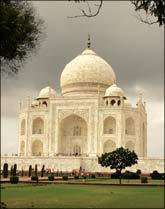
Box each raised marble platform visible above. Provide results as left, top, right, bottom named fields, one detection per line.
left=1, top=156, right=164, bottom=173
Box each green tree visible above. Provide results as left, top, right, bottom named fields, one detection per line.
left=98, top=147, right=138, bottom=184
left=10, top=165, right=13, bottom=176
left=13, top=164, right=17, bottom=176
left=28, top=165, right=32, bottom=177
left=34, top=164, right=38, bottom=176
left=3, top=163, right=8, bottom=178
left=41, top=165, right=45, bottom=177
left=0, top=0, right=44, bottom=75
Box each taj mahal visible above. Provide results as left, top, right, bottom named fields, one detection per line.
left=1, top=38, right=164, bottom=173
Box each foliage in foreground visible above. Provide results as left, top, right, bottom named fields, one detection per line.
left=150, top=170, right=165, bottom=180
left=98, top=147, right=138, bottom=184
left=141, top=176, right=148, bottom=183
left=131, top=0, right=165, bottom=26
left=10, top=176, right=19, bottom=184
left=0, top=0, right=44, bottom=75
left=0, top=202, right=7, bottom=209
left=69, top=0, right=164, bottom=26
left=3, top=163, right=8, bottom=178
left=48, top=174, right=55, bottom=181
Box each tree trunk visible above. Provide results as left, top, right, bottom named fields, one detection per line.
left=119, top=169, right=122, bottom=184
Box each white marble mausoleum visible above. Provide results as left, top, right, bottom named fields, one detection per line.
left=1, top=40, right=164, bottom=173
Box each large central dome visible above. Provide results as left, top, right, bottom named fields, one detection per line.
left=60, top=48, right=116, bottom=96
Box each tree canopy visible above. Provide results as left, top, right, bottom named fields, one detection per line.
left=131, top=0, right=165, bottom=26
left=69, top=0, right=165, bottom=26
left=98, top=147, right=138, bottom=184
left=0, top=0, right=44, bottom=75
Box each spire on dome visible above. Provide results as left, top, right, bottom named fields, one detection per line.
left=87, top=34, right=91, bottom=48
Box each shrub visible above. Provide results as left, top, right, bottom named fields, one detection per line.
left=136, top=169, right=141, bottom=175
left=31, top=176, right=38, bottom=182
left=0, top=202, right=7, bottom=209
left=141, top=177, right=148, bottom=183
left=122, top=171, right=140, bottom=179
left=3, top=163, right=8, bottom=178
left=10, top=166, right=14, bottom=176
left=150, top=170, right=161, bottom=179
left=83, top=175, right=87, bottom=179
left=13, top=164, right=17, bottom=176
left=34, top=164, right=38, bottom=176
left=161, top=173, right=165, bottom=180
left=74, top=175, right=79, bottom=179
left=41, top=165, right=45, bottom=177
left=10, top=176, right=19, bottom=184
left=91, top=174, right=96, bottom=179
left=28, top=165, right=32, bottom=177
left=48, top=175, right=54, bottom=181
left=62, top=175, right=68, bottom=181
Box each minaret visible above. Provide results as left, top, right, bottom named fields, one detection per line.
left=87, top=34, right=91, bottom=48
left=138, top=93, right=143, bottom=103
left=136, top=92, right=143, bottom=107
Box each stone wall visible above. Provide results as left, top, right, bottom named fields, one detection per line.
left=1, top=156, right=164, bottom=173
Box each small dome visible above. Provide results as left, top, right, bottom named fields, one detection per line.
left=104, top=84, right=124, bottom=97
left=37, top=86, right=56, bottom=99
left=60, top=48, right=116, bottom=96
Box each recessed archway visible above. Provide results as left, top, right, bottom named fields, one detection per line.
left=125, top=117, right=135, bottom=135
left=32, top=117, right=44, bottom=134
left=32, top=140, right=43, bottom=156
left=59, top=114, right=87, bottom=156
left=125, top=141, right=135, bottom=151
left=104, top=116, right=116, bottom=134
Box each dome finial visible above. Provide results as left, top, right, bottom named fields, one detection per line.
left=87, top=34, right=91, bottom=48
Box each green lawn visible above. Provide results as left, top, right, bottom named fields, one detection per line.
left=1, top=183, right=164, bottom=208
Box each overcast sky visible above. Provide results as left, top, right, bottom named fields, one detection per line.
left=1, top=1, right=164, bottom=158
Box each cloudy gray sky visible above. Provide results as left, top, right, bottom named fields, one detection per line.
left=1, top=1, right=164, bottom=157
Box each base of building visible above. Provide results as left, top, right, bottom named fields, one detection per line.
left=1, top=156, right=164, bottom=173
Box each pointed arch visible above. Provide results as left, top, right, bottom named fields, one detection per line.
left=125, top=117, right=135, bottom=135
left=104, top=116, right=116, bottom=134
left=125, top=141, right=135, bottom=151
left=103, top=140, right=116, bottom=153
left=32, top=140, right=43, bottom=156
left=32, top=117, right=44, bottom=134
left=59, top=114, right=87, bottom=155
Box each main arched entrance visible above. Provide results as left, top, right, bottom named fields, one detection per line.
left=59, top=114, right=87, bottom=156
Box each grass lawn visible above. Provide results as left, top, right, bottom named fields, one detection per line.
left=1, top=183, right=164, bottom=208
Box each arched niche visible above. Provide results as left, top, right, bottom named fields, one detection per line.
left=103, top=140, right=116, bottom=153
left=104, top=116, right=116, bottom=134
left=125, top=141, right=135, bottom=151
left=32, top=140, right=43, bottom=156
left=125, top=117, right=135, bottom=135
left=59, top=114, right=87, bottom=156
left=21, top=119, right=25, bottom=135
left=32, top=117, right=44, bottom=134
